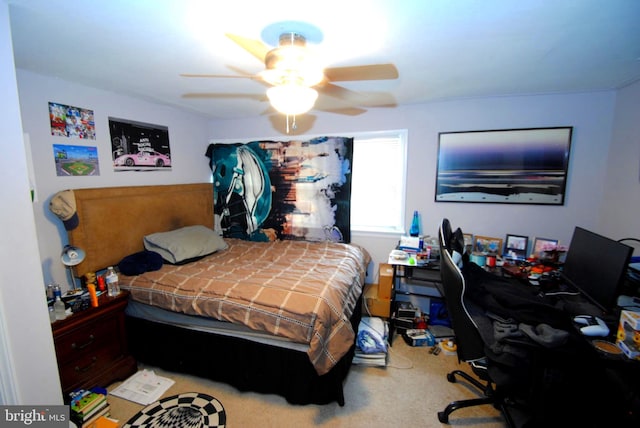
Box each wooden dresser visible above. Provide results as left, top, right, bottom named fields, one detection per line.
left=51, top=290, right=137, bottom=400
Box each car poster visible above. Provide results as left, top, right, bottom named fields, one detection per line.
left=52, top=144, right=100, bottom=176
left=109, top=117, right=172, bottom=171
left=49, top=102, right=96, bottom=139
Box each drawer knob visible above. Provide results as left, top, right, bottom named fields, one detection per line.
left=71, top=334, right=95, bottom=350
left=75, top=357, right=97, bottom=373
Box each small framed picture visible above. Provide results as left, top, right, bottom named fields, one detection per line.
left=463, top=233, right=474, bottom=253
left=504, top=234, right=529, bottom=261
left=473, top=236, right=503, bottom=256
left=532, top=237, right=558, bottom=257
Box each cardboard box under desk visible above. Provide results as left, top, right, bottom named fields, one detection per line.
left=378, top=263, right=394, bottom=300
left=363, top=283, right=391, bottom=318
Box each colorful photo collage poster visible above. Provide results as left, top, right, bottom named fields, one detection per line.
left=49, top=102, right=95, bottom=139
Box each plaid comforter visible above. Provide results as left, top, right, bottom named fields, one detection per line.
left=119, top=239, right=370, bottom=375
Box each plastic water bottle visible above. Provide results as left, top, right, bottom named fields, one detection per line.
left=106, top=266, right=120, bottom=296
left=54, top=296, right=66, bottom=320
left=53, top=284, right=62, bottom=299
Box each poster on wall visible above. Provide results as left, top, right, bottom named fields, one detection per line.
left=207, top=136, right=353, bottom=243
left=49, top=102, right=96, bottom=139
left=435, top=127, right=573, bottom=205
left=52, top=144, right=100, bottom=176
left=108, top=117, right=172, bottom=171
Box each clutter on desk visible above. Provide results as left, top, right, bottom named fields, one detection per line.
left=591, top=339, right=623, bottom=356
left=618, top=295, right=640, bottom=310
left=393, top=235, right=439, bottom=267
left=616, top=309, right=640, bottom=360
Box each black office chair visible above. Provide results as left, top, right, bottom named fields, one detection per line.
left=436, top=218, right=517, bottom=427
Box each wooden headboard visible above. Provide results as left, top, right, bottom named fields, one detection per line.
left=67, top=183, right=214, bottom=278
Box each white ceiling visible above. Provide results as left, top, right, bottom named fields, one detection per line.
left=8, top=0, right=640, bottom=120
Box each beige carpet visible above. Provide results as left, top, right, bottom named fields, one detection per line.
left=107, top=339, right=507, bottom=427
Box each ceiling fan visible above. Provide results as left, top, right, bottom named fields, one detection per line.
left=181, top=21, right=399, bottom=124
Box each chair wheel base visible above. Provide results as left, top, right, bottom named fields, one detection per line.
left=437, top=411, right=449, bottom=423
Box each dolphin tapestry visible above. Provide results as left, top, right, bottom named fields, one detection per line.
left=206, top=136, right=353, bottom=243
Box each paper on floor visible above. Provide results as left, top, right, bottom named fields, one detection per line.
left=110, top=369, right=174, bottom=405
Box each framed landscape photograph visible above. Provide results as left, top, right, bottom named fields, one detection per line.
left=504, top=234, right=529, bottom=261
left=473, top=236, right=503, bottom=256
left=435, top=127, right=573, bottom=205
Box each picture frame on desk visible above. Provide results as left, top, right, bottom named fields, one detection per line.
left=504, top=234, right=529, bottom=262
left=463, top=233, right=474, bottom=254
left=532, top=237, right=558, bottom=257
left=473, top=235, right=503, bottom=256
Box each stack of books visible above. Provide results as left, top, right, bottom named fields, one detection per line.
left=69, top=389, right=111, bottom=428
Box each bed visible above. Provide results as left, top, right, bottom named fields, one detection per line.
left=67, top=183, right=369, bottom=406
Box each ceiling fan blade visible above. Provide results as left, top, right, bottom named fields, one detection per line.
left=225, top=33, right=269, bottom=63
left=316, top=82, right=366, bottom=105
left=323, top=64, right=398, bottom=82
left=315, top=106, right=367, bottom=116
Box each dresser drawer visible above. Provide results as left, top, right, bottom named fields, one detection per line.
left=54, top=314, right=121, bottom=362
left=57, top=340, right=124, bottom=387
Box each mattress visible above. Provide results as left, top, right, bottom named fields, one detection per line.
left=125, top=300, right=308, bottom=352
left=119, top=238, right=370, bottom=374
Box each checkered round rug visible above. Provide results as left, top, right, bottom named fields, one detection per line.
left=123, top=392, right=226, bottom=428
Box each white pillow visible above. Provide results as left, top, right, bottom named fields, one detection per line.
left=144, top=225, right=227, bottom=264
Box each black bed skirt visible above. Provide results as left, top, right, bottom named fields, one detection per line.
left=125, top=299, right=362, bottom=406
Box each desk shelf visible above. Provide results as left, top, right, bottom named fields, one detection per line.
left=388, top=260, right=446, bottom=344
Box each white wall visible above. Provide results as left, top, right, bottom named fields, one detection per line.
left=16, top=70, right=212, bottom=292
left=0, top=0, right=61, bottom=404
left=207, top=90, right=621, bottom=276
left=599, top=79, right=640, bottom=241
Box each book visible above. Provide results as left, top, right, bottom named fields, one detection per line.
left=93, top=416, right=118, bottom=428
left=71, top=393, right=107, bottom=419
left=81, top=404, right=110, bottom=428
left=77, top=399, right=108, bottom=423
left=71, top=391, right=106, bottom=414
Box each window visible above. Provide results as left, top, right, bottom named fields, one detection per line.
left=351, top=130, right=407, bottom=234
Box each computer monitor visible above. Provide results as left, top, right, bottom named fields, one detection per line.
left=561, top=227, right=633, bottom=313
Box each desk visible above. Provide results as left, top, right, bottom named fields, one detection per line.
left=387, top=255, right=449, bottom=344
left=465, top=265, right=640, bottom=426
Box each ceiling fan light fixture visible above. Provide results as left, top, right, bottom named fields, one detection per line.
left=267, top=84, right=318, bottom=115
left=263, top=44, right=324, bottom=87
left=261, top=67, right=324, bottom=87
